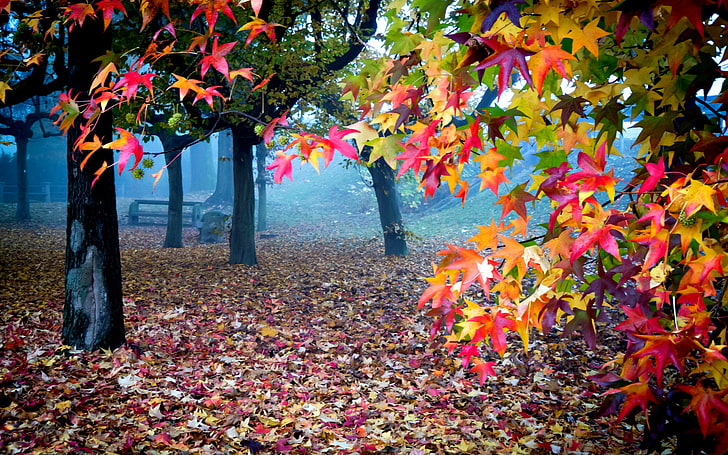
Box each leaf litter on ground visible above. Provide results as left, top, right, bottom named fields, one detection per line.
left=0, top=223, right=645, bottom=454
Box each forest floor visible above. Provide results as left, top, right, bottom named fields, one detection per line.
left=0, top=199, right=652, bottom=454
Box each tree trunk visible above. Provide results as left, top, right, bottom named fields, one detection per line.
left=229, top=127, right=258, bottom=265
left=63, top=8, right=125, bottom=351
left=206, top=129, right=234, bottom=206
left=368, top=156, right=408, bottom=256
left=158, top=135, right=191, bottom=248
left=255, top=143, right=268, bottom=231
left=15, top=134, right=30, bottom=221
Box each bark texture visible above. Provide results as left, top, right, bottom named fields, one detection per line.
left=368, top=156, right=408, bottom=256
left=229, top=127, right=258, bottom=265
left=62, top=3, right=124, bottom=351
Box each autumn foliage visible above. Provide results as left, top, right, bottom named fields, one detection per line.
left=326, top=0, right=728, bottom=452
left=7, top=0, right=728, bottom=452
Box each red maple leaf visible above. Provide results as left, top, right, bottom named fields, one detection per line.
left=473, top=38, right=533, bottom=97
left=105, top=128, right=144, bottom=174
left=608, top=381, right=658, bottom=421
left=191, top=0, right=237, bottom=32
left=678, top=384, right=728, bottom=437
left=266, top=151, right=297, bottom=183
left=261, top=113, right=289, bottom=146
left=113, top=71, right=157, bottom=100
left=96, top=0, right=127, bottom=30
left=638, top=157, right=665, bottom=195
left=64, top=3, right=96, bottom=30
left=632, top=333, right=687, bottom=385
left=200, top=38, right=237, bottom=81
left=469, top=360, right=497, bottom=385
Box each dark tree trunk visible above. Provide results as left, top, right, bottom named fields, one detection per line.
left=229, top=127, right=258, bottom=265
left=15, top=134, right=30, bottom=220
left=157, top=134, right=191, bottom=248
left=255, top=143, right=268, bottom=232
left=206, top=129, right=234, bottom=206
left=63, top=8, right=125, bottom=351
left=368, top=156, right=408, bottom=256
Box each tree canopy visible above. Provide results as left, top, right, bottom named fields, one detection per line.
left=277, top=0, right=728, bottom=451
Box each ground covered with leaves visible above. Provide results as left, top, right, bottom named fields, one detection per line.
left=1, top=220, right=646, bottom=454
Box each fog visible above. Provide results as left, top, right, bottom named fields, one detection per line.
left=0, top=126, right=640, bottom=242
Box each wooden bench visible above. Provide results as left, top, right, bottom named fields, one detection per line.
left=0, top=182, right=52, bottom=203
left=128, top=199, right=202, bottom=226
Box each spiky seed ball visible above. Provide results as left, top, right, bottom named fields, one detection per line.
left=168, top=112, right=183, bottom=128
left=254, top=124, right=265, bottom=136
left=131, top=168, right=144, bottom=179
left=125, top=113, right=136, bottom=124
left=142, top=158, right=154, bottom=169
left=678, top=211, right=697, bottom=227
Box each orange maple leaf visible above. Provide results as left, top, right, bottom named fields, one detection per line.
left=239, top=17, right=283, bottom=47
left=527, top=45, right=575, bottom=95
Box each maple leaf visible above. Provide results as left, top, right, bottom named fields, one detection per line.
left=496, top=183, right=536, bottom=220
left=564, top=19, right=610, bottom=57
left=632, top=333, right=686, bottom=385
left=252, top=73, right=276, bottom=91
left=51, top=91, right=81, bottom=134
left=421, top=157, right=451, bottom=198
left=193, top=85, right=223, bottom=108
left=0, top=81, right=10, bottom=103
left=469, top=359, right=497, bottom=385
left=239, top=17, right=283, bottom=47
left=474, top=39, right=534, bottom=97
left=113, top=71, right=157, bottom=100
left=63, top=3, right=95, bottom=30
left=490, top=235, right=525, bottom=278
left=550, top=95, right=588, bottom=126
left=480, top=0, right=526, bottom=32
left=477, top=167, right=510, bottom=196
left=638, top=157, right=664, bottom=195
left=678, top=384, right=728, bottom=438
left=570, top=225, right=621, bottom=263
left=230, top=68, right=255, bottom=82
left=611, top=0, right=658, bottom=44
left=664, top=0, right=706, bottom=38
left=140, top=0, right=171, bottom=30
left=260, top=113, right=289, bottom=146
left=266, top=151, right=297, bottom=183
left=679, top=180, right=717, bottom=216
left=170, top=74, right=203, bottom=100
left=200, top=38, right=237, bottom=81
left=105, top=128, right=144, bottom=174
left=96, top=0, right=126, bottom=31
left=191, top=0, right=237, bottom=32
left=527, top=45, right=575, bottom=95
left=324, top=125, right=359, bottom=161
left=609, top=381, right=658, bottom=421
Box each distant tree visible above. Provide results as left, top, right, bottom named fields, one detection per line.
left=255, top=143, right=269, bottom=231
left=206, top=129, right=234, bottom=206
left=0, top=96, right=59, bottom=220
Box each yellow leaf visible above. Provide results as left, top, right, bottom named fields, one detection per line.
left=259, top=325, right=279, bottom=337
left=0, top=81, right=11, bottom=103
left=56, top=400, right=72, bottom=412
left=344, top=121, right=379, bottom=154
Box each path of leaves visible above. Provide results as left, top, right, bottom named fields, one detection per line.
left=0, top=225, right=643, bottom=454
